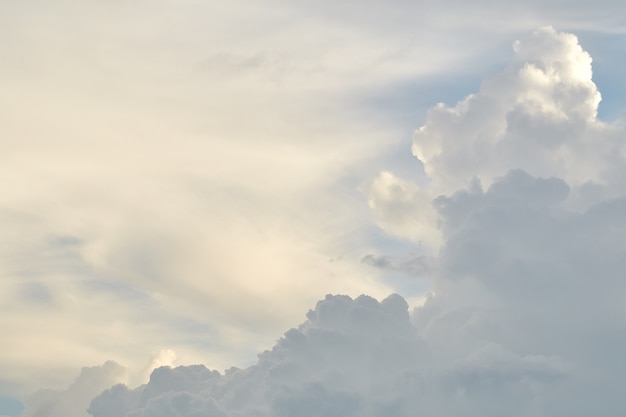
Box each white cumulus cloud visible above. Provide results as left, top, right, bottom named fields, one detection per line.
left=366, top=26, right=626, bottom=245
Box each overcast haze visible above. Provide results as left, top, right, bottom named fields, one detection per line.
left=2, top=1, right=626, bottom=416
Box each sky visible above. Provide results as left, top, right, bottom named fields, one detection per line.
left=2, top=1, right=626, bottom=416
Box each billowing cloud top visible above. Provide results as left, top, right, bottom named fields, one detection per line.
left=16, top=25, right=626, bottom=417
left=88, top=294, right=425, bottom=417
left=366, top=26, right=626, bottom=245
left=414, top=27, right=602, bottom=191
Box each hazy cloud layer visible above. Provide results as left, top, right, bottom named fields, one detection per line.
left=1, top=0, right=406, bottom=393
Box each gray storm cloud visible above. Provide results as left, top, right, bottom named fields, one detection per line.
left=21, top=26, right=626, bottom=417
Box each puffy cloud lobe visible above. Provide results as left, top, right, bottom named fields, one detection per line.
left=361, top=171, right=441, bottom=245
left=88, top=294, right=431, bottom=417
left=367, top=26, right=626, bottom=245
left=20, top=362, right=128, bottom=417
left=413, top=26, right=606, bottom=193
left=18, top=350, right=180, bottom=417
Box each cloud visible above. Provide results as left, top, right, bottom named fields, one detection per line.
left=87, top=169, right=626, bottom=416
left=20, top=362, right=128, bottom=417
left=366, top=26, right=626, bottom=244
left=85, top=292, right=568, bottom=416
left=18, top=351, right=180, bottom=417
left=78, top=26, right=626, bottom=416
left=134, top=350, right=178, bottom=388
left=4, top=0, right=626, bottom=410
left=360, top=253, right=435, bottom=277
left=414, top=26, right=603, bottom=191
left=410, top=169, right=626, bottom=415
left=360, top=171, right=441, bottom=245
left=0, top=0, right=402, bottom=393
left=87, top=294, right=430, bottom=417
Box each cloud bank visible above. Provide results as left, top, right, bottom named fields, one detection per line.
left=1, top=0, right=404, bottom=393
left=36, top=26, right=626, bottom=416
left=4, top=0, right=626, bottom=400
